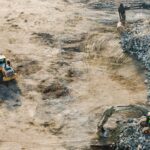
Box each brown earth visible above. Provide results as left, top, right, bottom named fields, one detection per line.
left=0, top=0, right=148, bottom=150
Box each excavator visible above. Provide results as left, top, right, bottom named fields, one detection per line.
left=0, top=55, right=16, bottom=82
left=139, top=112, right=150, bottom=134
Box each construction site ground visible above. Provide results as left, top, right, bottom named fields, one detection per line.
left=0, top=0, right=149, bottom=150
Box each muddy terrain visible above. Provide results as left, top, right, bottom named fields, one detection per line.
left=0, top=0, right=149, bottom=150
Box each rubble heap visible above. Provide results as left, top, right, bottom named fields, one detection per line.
left=116, top=119, right=150, bottom=150
left=121, top=20, right=150, bottom=102
left=94, top=105, right=150, bottom=150
left=121, top=33, right=150, bottom=69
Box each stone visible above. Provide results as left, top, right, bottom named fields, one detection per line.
left=144, top=79, right=148, bottom=84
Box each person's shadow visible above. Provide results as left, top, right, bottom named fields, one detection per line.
left=0, top=80, right=22, bottom=109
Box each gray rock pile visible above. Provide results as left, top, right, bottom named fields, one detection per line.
left=116, top=119, right=150, bottom=150
left=88, top=0, right=150, bottom=10
left=121, top=20, right=150, bottom=102
left=121, top=33, right=150, bottom=69
left=88, top=1, right=115, bottom=10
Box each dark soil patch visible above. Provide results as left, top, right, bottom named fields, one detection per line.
left=66, top=68, right=82, bottom=78
left=16, top=60, right=41, bottom=76
left=38, top=81, right=69, bottom=100
left=60, top=33, right=86, bottom=52
left=32, top=32, right=55, bottom=46
left=62, top=44, right=81, bottom=52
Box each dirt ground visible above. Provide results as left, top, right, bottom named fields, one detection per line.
left=0, top=0, right=148, bottom=150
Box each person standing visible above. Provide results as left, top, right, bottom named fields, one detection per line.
left=118, top=3, right=126, bottom=25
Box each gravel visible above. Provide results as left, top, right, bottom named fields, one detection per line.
left=121, top=20, right=150, bottom=102
left=116, top=119, right=150, bottom=150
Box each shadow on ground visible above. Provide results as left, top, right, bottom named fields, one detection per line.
left=0, top=80, right=22, bottom=109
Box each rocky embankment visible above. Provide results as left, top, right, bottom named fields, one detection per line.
left=121, top=20, right=150, bottom=103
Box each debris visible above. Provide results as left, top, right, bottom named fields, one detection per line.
left=96, top=105, right=150, bottom=150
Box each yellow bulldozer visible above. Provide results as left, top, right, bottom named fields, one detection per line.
left=0, top=55, right=16, bottom=82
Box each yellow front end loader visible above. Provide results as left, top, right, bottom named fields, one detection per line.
left=0, top=55, right=16, bottom=82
